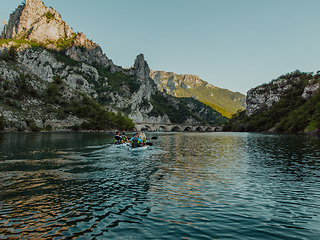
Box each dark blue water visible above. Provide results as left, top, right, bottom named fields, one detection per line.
left=0, top=132, right=319, bottom=239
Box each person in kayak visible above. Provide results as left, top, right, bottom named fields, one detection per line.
left=121, top=132, right=129, bottom=143
left=130, top=133, right=143, bottom=148
left=114, top=131, right=122, bottom=144
left=139, top=130, right=148, bottom=146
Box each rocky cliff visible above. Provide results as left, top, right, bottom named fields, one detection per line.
left=150, top=70, right=245, bottom=118
left=0, top=45, right=160, bottom=131
left=0, top=0, right=227, bottom=132
left=1, top=0, right=116, bottom=70
left=246, top=70, right=319, bottom=116
left=226, top=70, right=320, bottom=134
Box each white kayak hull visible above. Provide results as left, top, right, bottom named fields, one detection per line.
left=114, top=143, right=129, bottom=147
left=129, top=146, right=149, bottom=151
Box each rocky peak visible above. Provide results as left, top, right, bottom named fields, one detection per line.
left=129, top=54, right=156, bottom=87
left=1, top=0, right=118, bottom=71
left=2, top=0, right=73, bottom=41
left=132, top=54, right=151, bottom=81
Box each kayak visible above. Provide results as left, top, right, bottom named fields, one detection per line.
left=129, top=145, right=149, bottom=151
left=114, top=143, right=129, bottom=148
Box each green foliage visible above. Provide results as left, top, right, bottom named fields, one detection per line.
left=0, top=39, right=41, bottom=49
left=115, top=111, right=135, bottom=131
left=0, top=72, right=39, bottom=101
left=226, top=70, right=320, bottom=133
left=0, top=39, right=12, bottom=46
left=178, top=97, right=228, bottom=124
left=201, top=101, right=232, bottom=119
left=97, top=68, right=140, bottom=97
left=44, top=11, right=55, bottom=23
left=56, top=37, right=75, bottom=50
left=48, top=50, right=80, bottom=67
left=44, top=124, right=53, bottom=131
left=0, top=36, right=76, bottom=54
left=43, top=90, right=134, bottom=131
left=26, top=119, right=41, bottom=132
left=53, top=76, right=63, bottom=84
left=44, top=80, right=64, bottom=104
left=140, top=98, right=150, bottom=109
left=150, top=92, right=205, bottom=124
left=155, top=72, right=245, bottom=116
left=67, top=94, right=135, bottom=131
left=0, top=46, right=18, bottom=62
left=0, top=38, right=136, bottom=132
left=278, top=69, right=304, bottom=81
left=16, top=74, right=39, bottom=99
left=0, top=115, right=5, bottom=131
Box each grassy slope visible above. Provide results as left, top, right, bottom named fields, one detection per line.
left=173, top=86, right=244, bottom=118
left=154, top=72, right=245, bottom=118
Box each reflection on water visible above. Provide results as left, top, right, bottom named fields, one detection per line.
left=0, top=132, right=320, bottom=239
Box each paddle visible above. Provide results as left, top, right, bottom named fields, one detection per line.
left=151, top=137, right=158, bottom=140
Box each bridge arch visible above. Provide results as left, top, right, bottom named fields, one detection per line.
left=195, top=127, right=204, bottom=132
left=156, top=126, right=168, bottom=132
left=205, top=127, right=212, bottom=132
left=184, top=127, right=192, bottom=132
left=135, top=123, right=216, bottom=132
left=139, top=125, right=152, bottom=132
left=171, top=126, right=181, bottom=132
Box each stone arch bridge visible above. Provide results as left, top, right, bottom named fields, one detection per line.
left=134, top=123, right=221, bottom=132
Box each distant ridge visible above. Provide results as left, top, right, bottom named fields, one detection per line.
left=150, top=70, right=245, bottom=118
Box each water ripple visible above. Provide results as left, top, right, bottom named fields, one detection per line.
left=0, top=132, right=320, bottom=239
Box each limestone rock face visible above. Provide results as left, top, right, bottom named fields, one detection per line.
left=130, top=54, right=156, bottom=86
left=17, top=48, right=98, bottom=95
left=1, top=0, right=117, bottom=71
left=0, top=46, right=168, bottom=130
left=126, top=54, right=158, bottom=122
left=133, top=54, right=150, bottom=81
left=130, top=54, right=157, bottom=97
left=150, top=70, right=208, bottom=93
left=245, top=75, right=320, bottom=116
left=2, top=0, right=72, bottom=41
left=65, top=45, right=111, bottom=69
left=27, top=11, right=73, bottom=42
left=246, top=89, right=281, bottom=116
left=0, top=47, right=102, bottom=131
left=245, top=78, right=296, bottom=116
left=302, top=82, right=320, bottom=100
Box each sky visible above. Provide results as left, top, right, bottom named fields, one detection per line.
left=1, top=0, right=320, bottom=94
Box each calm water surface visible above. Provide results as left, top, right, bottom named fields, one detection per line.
left=0, top=132, right=320, bottom=239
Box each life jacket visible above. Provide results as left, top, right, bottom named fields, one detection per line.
left=122, top=135, right=127, bottom=141
left=132, top=136, right=141, bottom=148
left=114, top=135, right=121, bottom=144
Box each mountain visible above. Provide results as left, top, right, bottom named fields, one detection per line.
left=0, top=0, right=228, bottom=132
left=225, top=70, right=320, bottom=135
left=1, top=0, right=117, bottom=71
left=150, top=70, right=245, bottom=118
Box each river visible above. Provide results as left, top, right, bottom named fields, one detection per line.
left=0, top=132, right=319, bottom=239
